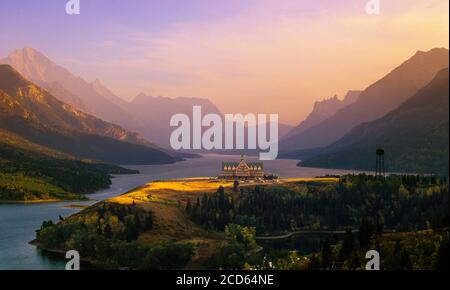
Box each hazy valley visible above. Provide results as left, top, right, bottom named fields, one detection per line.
left=0, top=45, right=448, bottom=271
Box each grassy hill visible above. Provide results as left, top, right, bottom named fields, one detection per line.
left=0, top=129, right=137, bottom=202
left=34, top=178, right=236, bottom=268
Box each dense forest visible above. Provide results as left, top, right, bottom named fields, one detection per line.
left=0, top=135, right=138, bottom=201
left=186, top=174, right=449, bottom=235
left=184, top=174, right=449, bottom=270
left=35, top=202, right=194, bottom=269
left=35, top=174, right=449, bottom=270
left=306, top=227, right=449, bottom=270
left=235, top=224, right=449, bottom=270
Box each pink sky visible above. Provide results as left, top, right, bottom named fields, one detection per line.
left=1, top=0, right=448, bottom=125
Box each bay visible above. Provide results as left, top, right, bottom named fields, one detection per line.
left=0, top=154, right=364, bottom=269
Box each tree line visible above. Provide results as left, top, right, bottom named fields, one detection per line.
left=36, top=202, right=194, bottom=269
left=186, top=174, right=449, bottom=235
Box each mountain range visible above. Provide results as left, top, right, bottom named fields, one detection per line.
left=122, top=93, right=223, bottom=148
left=280, top=48, right=449, bottom=152
left=0, top=48, right=237, bottom=149
left=300, top=68, right=449, bottom=175
left=0, top=48, right=143, bottom=132
left=283, top=90, right=361, bottom=140
left=1, top=47, right=448, bottom=175
left=0, top=64, right=176, bottom=165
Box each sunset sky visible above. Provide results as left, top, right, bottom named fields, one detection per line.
left=0, top=0, right=448, bottom=125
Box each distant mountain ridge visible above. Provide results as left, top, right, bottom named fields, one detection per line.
left=283, top=90, right=361, bottom=140
left=126, top=93, right=224, bottom=147
left=0, top=64, right=176, bottom=165
left=0, top=48, right=143, bottom=133
left=300, top=68, right=449, bottom=175
left=1, top=48, right=296, bottom=153
left=0, top=48, right=226, bottom=150
left=280, top=48, right=449, bottom=151
left=90, top=78, right=130, bottom=108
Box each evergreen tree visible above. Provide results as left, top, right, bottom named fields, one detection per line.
left=339, top=229, right=355, bottom=261
left=359, top=218, right=374, bottom=249
left=436, top=233, right=449, bottom=270
left=308, top=254, right=321, bottom=270
left=185, top=200, right=192, bottom=214
left=103, top=223, right=112, bottom=238
left=321, top=238, right=333, bottom=269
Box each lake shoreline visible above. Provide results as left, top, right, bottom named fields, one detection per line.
left=0, top=199, right=66, bottom=204
left=29, top=240, right=96, bottom=266
left=0, top=197, right=91, bottom=205
left=0, top=154, right=371, bottom=270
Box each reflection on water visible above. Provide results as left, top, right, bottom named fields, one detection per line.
left=0, top=154, right=365, bottom=269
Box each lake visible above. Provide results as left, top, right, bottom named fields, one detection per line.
left=0, top=154, right=365, bottom=270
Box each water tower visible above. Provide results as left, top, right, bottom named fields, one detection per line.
left=375, top=148, right=385, bottom=177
